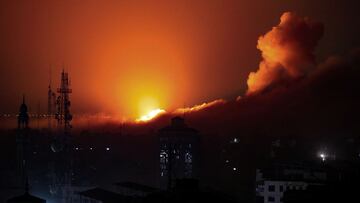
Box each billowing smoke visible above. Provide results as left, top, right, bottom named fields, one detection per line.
left=247, top=12, right=324, bottom=94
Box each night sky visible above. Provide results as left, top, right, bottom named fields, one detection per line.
left=0, top=0, right=359, bottom=120
left=1, top=3, right=360, bottom=203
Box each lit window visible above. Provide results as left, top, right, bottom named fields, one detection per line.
left=160, top=151, right=168, bottom=163
left=185, top=152, right=192, bottom=163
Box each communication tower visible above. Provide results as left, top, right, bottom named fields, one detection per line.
left=47, top=66, right=56, bottom=130
left=49, top=69, right=73, bottom=202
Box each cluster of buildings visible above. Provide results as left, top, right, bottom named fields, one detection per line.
left=255, top=162, right=327, bottom=203
left=6, top=95, right=207, bottom=202
left=2, top=72, right=360, bottom=203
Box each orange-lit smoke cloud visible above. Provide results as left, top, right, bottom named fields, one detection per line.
left=246, top=12, right=324, bottom=94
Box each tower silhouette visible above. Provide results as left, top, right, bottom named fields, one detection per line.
left=16, top=95, right=29, bottom=190
left=18, top=95, right=29, bottom=129
left=47, top=66, right=56, bottom=130
left=55, top=69, right=72, bottom=132
left=49, top=69, right=73, bottom=202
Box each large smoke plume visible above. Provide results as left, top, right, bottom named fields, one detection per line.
left=247, top=12, right=324, bottom=94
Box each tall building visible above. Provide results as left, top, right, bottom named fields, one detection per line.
left=158, top=116, right=200, bottom=189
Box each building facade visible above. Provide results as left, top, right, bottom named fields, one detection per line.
left=255, top=163, right=327, bottom=203
left=158, top=117, right=200, bottom=189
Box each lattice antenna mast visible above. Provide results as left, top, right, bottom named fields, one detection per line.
left=56, top=69, right=72, bottom=133
left=52, top=69, right=73, bottom=202
left=48, top=65, right=52, bottom=129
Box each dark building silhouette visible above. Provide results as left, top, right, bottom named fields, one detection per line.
left=145, top=179, right=236, bottom=203
left=76, top=187, right=137, bottom=203
left=114, top=181, right=158, bottom=197
left=7, top=180, right=45, bottom=203
left=255, top=161, right=328, bottom=203
left=7, top=192, right=46, bottom=203
left=158, top=117, right=200, bottom=189
left=282, top=181, right=360, bottom=203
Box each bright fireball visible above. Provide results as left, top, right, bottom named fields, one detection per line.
left=136, top=108, right=166, bottom=122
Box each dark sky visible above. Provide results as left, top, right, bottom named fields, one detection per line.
left=0, top=0, right=359, bottom=119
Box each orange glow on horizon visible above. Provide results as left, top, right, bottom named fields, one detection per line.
left=0, top=1, right=263, bottom=117
left=136, top=108, right=166, bottom=122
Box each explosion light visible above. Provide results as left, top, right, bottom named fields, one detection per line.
left=136, top=108, right=165, bottom=122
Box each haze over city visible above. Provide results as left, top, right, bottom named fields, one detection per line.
left=1, top=0, right=359, bottom=121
